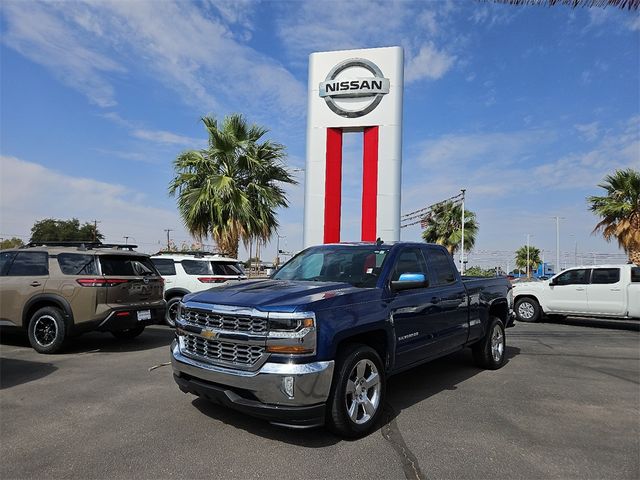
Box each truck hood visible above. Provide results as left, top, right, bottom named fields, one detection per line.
left=185, top=279, right=367, bottom=312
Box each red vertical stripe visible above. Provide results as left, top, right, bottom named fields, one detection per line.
left=324, top=128, right=343, bottom=243
left=361, top=126, right=379, bottom=241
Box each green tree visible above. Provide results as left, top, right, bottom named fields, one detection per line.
left=465, top=266, right=495, bottom=277
left=169, top=115, right=296, bottom=259
left=515, top=245, right=542, bottom=277
left=421, top=201, right=478, bottom=256
left=587, top=168, right=640, bottom=265
left=30, top=218, right=103, bottom=243
left=0, top=237, right=24, bottom=249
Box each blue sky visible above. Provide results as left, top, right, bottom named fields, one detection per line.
left=1, top=1, right=638, bottom=269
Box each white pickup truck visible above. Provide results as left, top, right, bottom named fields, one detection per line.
left=513, top=264, right=640, bottom=322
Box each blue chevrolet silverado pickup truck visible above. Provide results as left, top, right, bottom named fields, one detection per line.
left=171, top=242, right=514, bottom=437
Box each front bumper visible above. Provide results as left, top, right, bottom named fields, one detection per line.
left=171, top=341, right=334, bottom=427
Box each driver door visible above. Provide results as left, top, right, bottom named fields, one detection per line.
left=546, top=268, right=590, bottom=314
left=388, top=247, right=434, bottom=370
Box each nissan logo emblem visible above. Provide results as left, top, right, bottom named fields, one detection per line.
left=319, top=58, right=390, bottom=118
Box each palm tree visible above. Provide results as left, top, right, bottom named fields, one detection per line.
left=169, top=114, right=296, bottom=258
left=587, top=168, right=640, bottom=265
left=421, top=201, right=478, bottom=256
left=515, top=245, right=542, bottom=277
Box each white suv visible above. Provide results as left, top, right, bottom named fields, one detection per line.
left=150, top=252, right=247, bottom=326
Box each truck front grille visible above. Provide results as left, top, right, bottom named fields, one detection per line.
left=182, top=307, right=267, bottom=333
left=182, top=334, right=264, bottom=366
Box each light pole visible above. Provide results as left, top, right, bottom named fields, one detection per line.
left=460, top=189, right=466, bottom=274
left=276, top=234, right=285, bottom=268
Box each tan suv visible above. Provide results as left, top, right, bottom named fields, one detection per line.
left=0, top=242, right=166, bottom=353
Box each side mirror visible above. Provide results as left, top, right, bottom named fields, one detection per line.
left=390, top=273, right=428, bottom=292
left=549, top=278, right=557, bottom=286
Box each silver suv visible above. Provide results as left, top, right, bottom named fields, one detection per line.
left=151, top=252, right=246, bottom=327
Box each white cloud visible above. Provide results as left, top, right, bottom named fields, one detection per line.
left=131, top=129, right=201, bottom=147
left=1, top=1, right=306, bottom=122
left=1, top=1, right=125, bottom=107
left=405, top=43, right=456, bottom=82
left=275, top=1, right=456, bottom=84
left=574, top=122, right=600, bottom=142
left=0, top=155, right=187, bottom=252
left=417, top=130, right=549, bottom=168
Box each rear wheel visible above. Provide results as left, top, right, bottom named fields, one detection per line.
left=28, top=307, right=67, bottom=354
left=111, top=325, right=145, bottom=339
left=165, top=297, right=182, bottom=327
left=326, top=344, right=385, bottom=438
left=515, top=297, right=541, bottom=323
left=472, top=317, right=506, bottom=370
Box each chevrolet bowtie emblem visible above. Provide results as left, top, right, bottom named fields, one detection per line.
left=201, top=329, right=218, bottom=340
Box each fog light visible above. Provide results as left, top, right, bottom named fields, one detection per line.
left=282, top=376, right=295, bottom=398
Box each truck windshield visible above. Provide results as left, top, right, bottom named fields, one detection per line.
left=272, top=245, right=389, bottom=288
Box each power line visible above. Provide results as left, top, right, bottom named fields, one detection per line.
left=401, top=191, right=465, bottom=228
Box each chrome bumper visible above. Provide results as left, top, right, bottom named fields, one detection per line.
left=171, top=341, right=334, bottom=407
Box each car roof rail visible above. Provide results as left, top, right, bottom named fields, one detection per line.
left=24, top=241, right=138, bottom=251
left=153, top=250, right=228, bottom=258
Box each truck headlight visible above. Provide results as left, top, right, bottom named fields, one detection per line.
left=266, top=312, right=316, bottom=355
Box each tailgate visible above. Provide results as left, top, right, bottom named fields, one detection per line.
left=98, top=255, right=164, bottom=306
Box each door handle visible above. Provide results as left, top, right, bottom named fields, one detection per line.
left=30, top=281, right=41, bottom=287
left=575, top=288, right=585, bottom=291
left=431, top=297, right=441, bottom=304
left=610, top=288, right=621, bottom=291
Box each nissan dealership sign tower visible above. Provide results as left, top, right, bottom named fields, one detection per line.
left=303, top=46, right=404, bottom=248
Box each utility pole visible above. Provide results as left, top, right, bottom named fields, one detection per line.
left=91, top=220, right=101, bottom=242
left=526, top=233, right=533, bottom=278
left=123, top=236, right=129, bottom=245
left=553, top=216, right=564, bottom=274
left=164, top=229, right=173, bottom=251
left=460, top=189, right=466, bottom=275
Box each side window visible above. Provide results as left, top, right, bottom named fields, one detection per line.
left=182, top=260, right=212, bottom=275
left=58, top=254, right=98, bottom=275
left=0, top=251, right=17, bottom=276
left=7, top=252, right=49, bottom=276
left=391, top=248, right=428, bottom=281
left=426, top=248, right=457, bottom=286
left=632, top=267, right=640, bottom=283
left=554, top=269, right=589, bottom=286
left=591, top=268, right=620, bottom=285
left=152, top=258, right=177, bottom=276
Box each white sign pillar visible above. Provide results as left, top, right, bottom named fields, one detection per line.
left=303, top=46, right=404, bottom=248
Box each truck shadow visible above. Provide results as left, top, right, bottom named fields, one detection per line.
left=0, top=357, right=58, bottom=389
left=384, top=346, right=520, bottom=419
left=544, top=316, right=640, bottom=332
left=190, top=346, right=520, bottom=446
left=0, top=325, right=175, bottom=354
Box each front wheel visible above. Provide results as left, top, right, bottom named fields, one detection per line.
left=515, top=297, right=541, bottom=323
left=326, top=344, right=385, bottom=438
left=111, top=325, right=145, bottom=339
left=472, top=317, right=506, bottom=370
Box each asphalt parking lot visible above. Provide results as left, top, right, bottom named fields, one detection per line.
left=1, top=319, right=638, bottom=480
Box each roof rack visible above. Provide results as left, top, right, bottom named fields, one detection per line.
left=24, top=241, right=138, bottom=251
left=153, top=250, right=227, bottom=258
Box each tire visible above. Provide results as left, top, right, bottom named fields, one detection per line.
left=472, top=317, right=506, bottom=370
left=111, top=325, right=145, bottom=339
left=515, top=297, right=541, bottom=323
left=326, top=344, right=385, bottom=438
left=165, top=297, right=182, bottom=327
left=27, top=306, right=67, bottom=354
